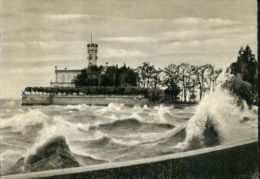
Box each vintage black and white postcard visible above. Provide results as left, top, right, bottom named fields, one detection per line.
left=0, top=0, right=258, bottom=178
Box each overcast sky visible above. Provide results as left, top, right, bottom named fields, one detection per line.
left=0, top=0, right=257, bottom=98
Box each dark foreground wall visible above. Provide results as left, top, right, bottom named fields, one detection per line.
left=3, top=139, right=258, bottom=179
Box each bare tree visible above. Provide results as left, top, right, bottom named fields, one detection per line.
left=136, top=62, right=154, bottom=88
left=196, top=65, right=210, bottom=100
left=150, top=67, right=163, bottom=89
left=187, top=65, right=199, bottom=102
left=163, top=64, right=181, bottom=102
left=178, top=63, right=195, bottom=102
left=196, top=65, right=222, bottom=100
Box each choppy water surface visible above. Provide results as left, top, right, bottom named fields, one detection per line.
left=0, top=100, right=194, bottom=174
left=0, top=91, right=258, bottom=175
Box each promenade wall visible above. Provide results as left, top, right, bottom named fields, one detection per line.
left=3, top=138, right=258, bottom=179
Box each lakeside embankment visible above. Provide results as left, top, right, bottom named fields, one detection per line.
left=2, top=138, right=258, bottom=179
left=21, top=94, right=198, bottom=106
left=22, top=94, right=149, bottom=106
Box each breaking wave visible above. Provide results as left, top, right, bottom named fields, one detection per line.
left=174, top=74, right=258, bottom=150
left=0, top=110, right=47, bottom=132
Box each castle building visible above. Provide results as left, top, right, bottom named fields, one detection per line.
left=50, top=34, right=98, bottom=87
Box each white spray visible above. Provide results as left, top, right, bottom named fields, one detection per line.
left=175, top=73, right=258, bottom=149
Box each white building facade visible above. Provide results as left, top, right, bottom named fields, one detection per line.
left=50, top=67, right=81, bottom=87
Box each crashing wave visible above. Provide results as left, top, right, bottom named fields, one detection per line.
left=174, top=73, right=258, bottom=151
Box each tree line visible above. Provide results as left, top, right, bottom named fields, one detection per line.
left=74, top=62, right=223, bottom=102
left=136, top=62, right=222, bottom=102
left=25, top=63, right=222, bottom=103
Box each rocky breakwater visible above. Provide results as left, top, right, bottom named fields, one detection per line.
left=24, top=136, right=80, bottom=172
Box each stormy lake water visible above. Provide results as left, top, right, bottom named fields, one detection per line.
left=0, top=90, right=258, bottom=175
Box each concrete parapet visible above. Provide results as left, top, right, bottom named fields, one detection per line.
left=2, top=138, right=258, bottom=179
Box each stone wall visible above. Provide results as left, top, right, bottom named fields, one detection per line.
left=22, top=94, right=149, bottom=106
left=22, top=94, right=52, bottom=105
left=2, top=139, right=258, bottom=179
left=52, top=95, right=148, bottom=106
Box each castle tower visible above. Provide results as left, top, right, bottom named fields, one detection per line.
left=87, top=33, right=98, bottom=66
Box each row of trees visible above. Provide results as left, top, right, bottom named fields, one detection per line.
left=25, top=64, right=222, bottom=103
left=136, top=62, right=222, bottom=102
left=72, top=62, right=222, bottom=102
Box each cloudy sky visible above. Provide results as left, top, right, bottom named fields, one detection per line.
left=1, top=0, right=257, bottom=98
